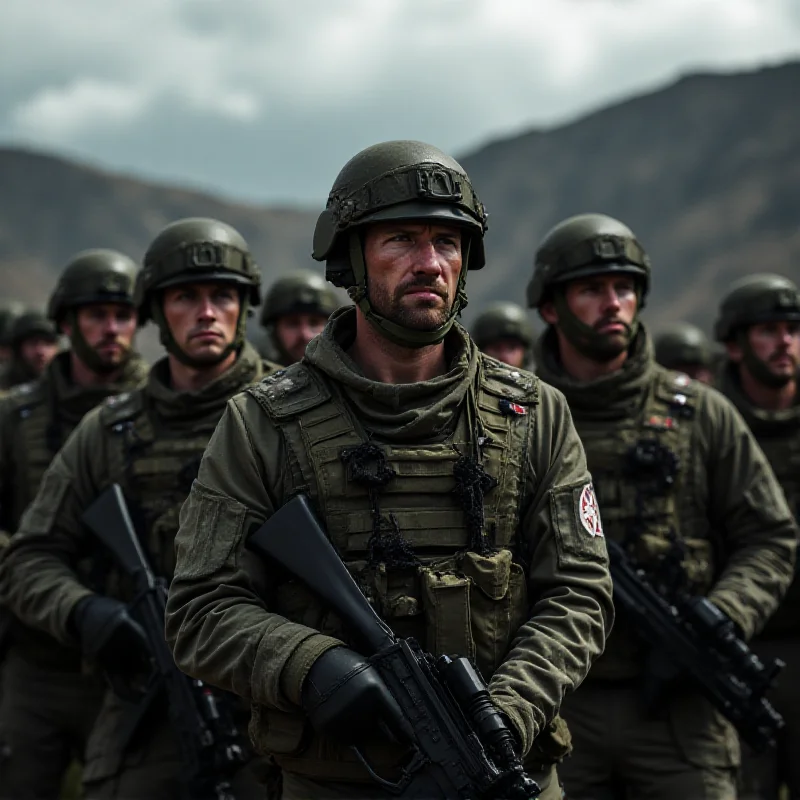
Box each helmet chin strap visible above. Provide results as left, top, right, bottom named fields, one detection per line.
left=738, top=329, right=794, bottom=389
left=151, top=292, right=249, bottom=369
left=346, top=232, right=469, bottom=349
left=553, top=286, right=639, bottom=362
left=66, top=309, right=132, bottom=375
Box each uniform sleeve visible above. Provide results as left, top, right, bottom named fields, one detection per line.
left=165, top=393, right=345, bottom=711
left=0, top=407, right=107, bottom=645
left=488, top=383, right=614, bottom=756
left=700, top=389, right=797, bottom=639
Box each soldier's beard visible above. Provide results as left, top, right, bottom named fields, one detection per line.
left=368, top=278, right=452, bottom=332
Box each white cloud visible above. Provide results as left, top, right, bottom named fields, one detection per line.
left=0, top=0, right=798, bottom=202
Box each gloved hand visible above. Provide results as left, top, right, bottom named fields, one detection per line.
left=70, top=595, right=150, bottom=675
left=301, top=646, right=412, bottom=746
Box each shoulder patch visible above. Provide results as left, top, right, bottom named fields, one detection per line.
left=479, top=356, right=539, bottom=404
left=247, top=363, right=331, bottom=420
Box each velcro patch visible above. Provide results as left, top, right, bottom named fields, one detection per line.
left=579, top=483, right=604, bottom=538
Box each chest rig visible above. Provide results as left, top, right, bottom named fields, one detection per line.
left=756, top=429, right=800, bottom=521
left=99, top=392, right=222, bottom=581
left=248, top=358, right=538, bottom=675
left=4, top=381, right=67, bottom=530
left=576, top=370, right=710, bottom=592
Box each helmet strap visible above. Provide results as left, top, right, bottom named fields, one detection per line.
left=151, top=290, right=248, bottom=369
left=346, top=231, right=469, bottom=348
left=553, top=285, right=640, bottom=362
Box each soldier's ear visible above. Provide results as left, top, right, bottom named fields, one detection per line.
left=539, top=301, right=558, bottom=326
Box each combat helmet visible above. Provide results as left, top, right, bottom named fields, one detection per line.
left=137, top=218, right=261, bottom=366
left=260, top=270, right=339, bottom=327
left=471, top=302, right=534, bottom=350
left=654, top=322, right=713, bottom=369
left=46, top=249, right=139, bottom=372
left=714, top=274, right=800, bottom=343
left=527, top=213, right=650, bottom=309
left=10, top=310, right=58, bottom=346
left=312, top=140, right=488, bottom=347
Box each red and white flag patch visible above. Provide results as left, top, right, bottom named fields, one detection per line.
left=579, top=483, right=604, bottom=538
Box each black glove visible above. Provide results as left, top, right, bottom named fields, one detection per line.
left=301, top=646, right=412, bottom=746
left=71, top=595, right=149, bottom=675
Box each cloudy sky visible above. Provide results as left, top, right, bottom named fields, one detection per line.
left=2, top=0, right=799, bottom=206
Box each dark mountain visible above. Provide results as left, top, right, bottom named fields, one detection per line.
left=1, top=60, right=799, bottom=346
left=458, top=60, right=800, bottom=332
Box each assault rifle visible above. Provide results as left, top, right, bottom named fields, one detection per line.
left=247, top=494, right=540, bottom=799
left=82, top=484, right=247, bottom=800
left=607, top=538, right=784, bottom=752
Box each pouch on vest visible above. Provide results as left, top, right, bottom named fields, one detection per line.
left=249, top=704, right=308, bottom=758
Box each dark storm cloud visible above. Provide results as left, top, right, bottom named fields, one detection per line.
left=1, top=0, right=798, bottom=205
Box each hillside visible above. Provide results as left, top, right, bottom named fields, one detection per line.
left=458, top=60, right=800, bottom=331
left=1, top=59, right=799, bottom=343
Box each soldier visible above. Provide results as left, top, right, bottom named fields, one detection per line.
left=654, top=321, right=715, bottom=385
left=0, top=249, right=148, bottom=799
left=0, top=218, right=278, bottom=799
left=715, top=273, right=800, bottom=800
left=528, top=213, right=797, bottom=799
left=0, top=310, right=60, bottom=390
left=259, top=270, right=340, bottom=365
left=471, top=301, right=535, bottom=369
left=163, top=141, right=614, bottom=800
left=0, top=301, right=24, bottom=366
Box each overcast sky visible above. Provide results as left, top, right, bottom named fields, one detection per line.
left=2, top=0, right=799, bottom=206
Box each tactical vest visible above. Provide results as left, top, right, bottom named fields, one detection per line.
left=97, top=392, right=223, bottom=585
left=2, top=381, right=66, bottom=530
left=245, top=358, right=576, bottom=778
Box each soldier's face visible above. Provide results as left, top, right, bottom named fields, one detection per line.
left=19, top=335, right=59, bottom=376
left=673, top=363, right=714, bottom=385
left=482, top=338, right=527, bottom=368
left=162, top=283, right=241, bottom=363
left=562, top=275, right=637, bottom=336
left=64, top=303, right=138, bottom=369
left=275, top=312, right=328, bottom=363
left=362, top=222, right=462, bottom=331
left=742, top=320, right=800, bottom=382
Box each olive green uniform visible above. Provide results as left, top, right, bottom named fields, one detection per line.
left=720, top=364, right=800, bottom=799
left=0, top=343, right=275, bottom=799
left=536, top=327, right=797, bottom=799
left=0, top=351, right=147, bottom=799
left=162, top=306, right=614, bottom=798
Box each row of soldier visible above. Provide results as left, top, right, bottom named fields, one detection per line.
left=0, top=140, right=795, bottom=800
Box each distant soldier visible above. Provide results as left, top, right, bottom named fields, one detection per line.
left=529, top=213, right=797, bottom=800
left=715, top=273, right=800, bottom=800
left=654, top=321, right=715, bottom=385
left=471, top=301, right=534, bottom=369
left=0, top=249, right=148, bottom=799
left=0, top=301, right=24, bottom=365
left=0, top=310, right=60, bottom=390
left=259, top=270, right=340, bottom=365
left=0, top=218, right=277, bottom=799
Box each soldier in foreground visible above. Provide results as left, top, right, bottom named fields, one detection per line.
left=654, top=321, right=715, bottom=385
left=0, top=249, right=147, bottom=799
left=0, top=218, right=277, bottom=799
left=164, top=141, right=614, bottom=800
left=0, top=301, right=24, bottom=365
left=0, top=309, right=60, bottom=390
left=715, top=274, right=800, bottom=800
left=471, top=301, right=535, bottom=369
left=529, top=213, right=797, bottom=799
left=258, top=269, right=340, bottom=365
